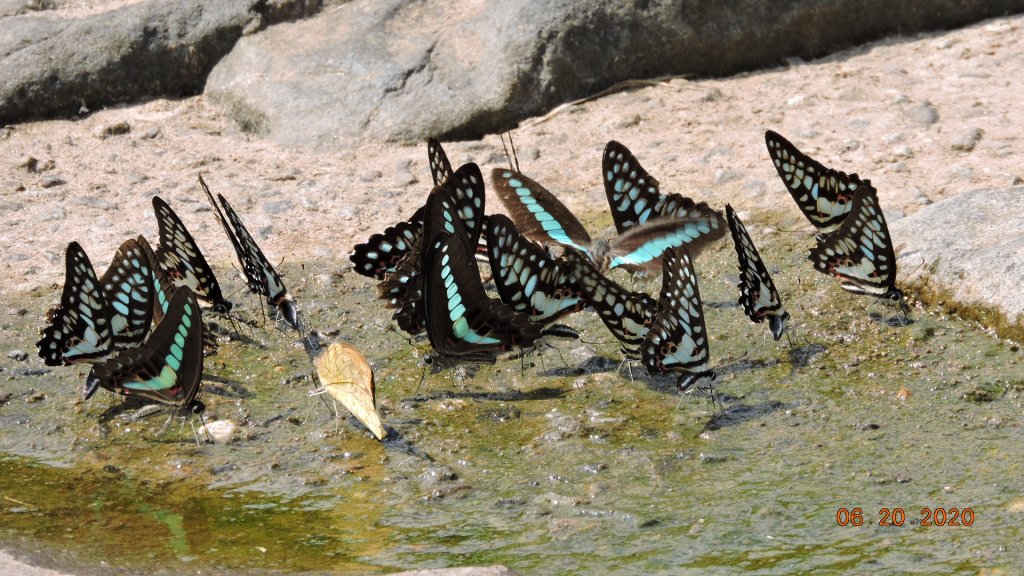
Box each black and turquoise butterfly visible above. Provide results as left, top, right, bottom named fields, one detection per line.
left=564, top=249, right=657, bottom=357
left=422, top=230, right=542, bottom=365
left=199, top=175, right=300, bottom=332
left=765, top=130, right=866, bottom=235
left=84, top=286, right=205, bottom=414
left=100, top=236, right=156, bottom=350
left=37, top=242, right=116, bottom=366
left=485, top=213, right=584, bottom=327
left=602, top=141, right=726, bottom=239
left=153, top=196, right=233, bottom=315
left=377, top=165, right=487, bottom=335
left=349, top=139, right=453, bottom=279
left=725, top=205, right=790, bottom=341
left=641, top=247, right=715, bottom=392
left=38, top=238, right=160, bottom=366
left=808, top=183, right=908, bottom=316
left=493, top=168, right=723, bottom=272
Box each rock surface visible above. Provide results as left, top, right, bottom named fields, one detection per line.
left=205, top=0, right=1024, bottom=145
left=893, top=186, right=1024, bottom=328
left=0, top=0, right=320, bottom=124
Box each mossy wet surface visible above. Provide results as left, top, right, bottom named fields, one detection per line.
left=2, top=209, right=1023, bottom=575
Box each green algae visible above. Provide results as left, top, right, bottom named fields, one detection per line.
left=1, top=210, right=1023, bottom=575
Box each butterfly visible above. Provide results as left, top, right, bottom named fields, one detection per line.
left=84, top=286, right=205, bottom=415
left=37, top=242, right=116, bottom=366
left=808, top=183, right=907, bottom=315
left=641, top=247, right=715, bottom=392
left=312, top=342, right=386, bottom=440
left=563, top=249, right=657, bottom=357
left=422, top=229, right=543, bottom=365
left=725, top=205, right=790, bottom=340
left=602, top=140, right=726, bottom=237
left=485, top=213, right=584, bottom=327
left=99, top=236, right=156, bottom=350
left=348, top=139, right=453, bottom=279
left=153, top=196, right=233, bottom=314
left=764, top=130, right=866, bottom=235
left=199, top=175, right=300, bottom=332
left=493, top=168, right=723, bottom=272
left=376, top=165, right=487, bottom=335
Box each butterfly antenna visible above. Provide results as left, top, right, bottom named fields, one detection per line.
left=415, top=361, right=429, bottom=395
left=500, top=132, right=520, bottom=172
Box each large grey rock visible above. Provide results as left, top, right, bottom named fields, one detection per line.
left=0, top=0, right=320, bottom=124
left=206, top=0, right=1024, bottom=146
left=893, top=186, right=1024, bottom=331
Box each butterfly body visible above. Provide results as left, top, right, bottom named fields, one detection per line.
left=725, top=205, right=789, bottom=340
left=85, top=287, right=205, bottom=414
left=641, top=247, right=715, bottom=392
left=764, top=130, right=865, bottom=235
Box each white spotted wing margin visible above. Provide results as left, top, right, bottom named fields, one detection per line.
left=808, top=184, right=907, bottom=315
left=725, top=205, right=790, bottom=341
left=198, top=176, right=301, bottom=333
left=36, top=242, right=116, bottom=366
left=764, top=130, right=865, bottom=235
left=641, top=247, right=715, bottom=393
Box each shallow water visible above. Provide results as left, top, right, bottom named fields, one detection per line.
left=2, top=211, right=1022, bottom=575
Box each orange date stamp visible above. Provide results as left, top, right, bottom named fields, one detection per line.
left=836, top=507, right=975, bottom=527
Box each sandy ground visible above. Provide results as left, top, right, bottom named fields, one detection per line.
left=1, top=11, right=1022, bottom=575
left=2, top=13, right=1022, bottom=301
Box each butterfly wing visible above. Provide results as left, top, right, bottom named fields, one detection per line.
left=765, top=130, right=864, bottom=234
left=215, top=193, right=300, bottom=331
left=314, top=342, right=386, bottom=440
left=725, top=205, right=789, bottom=340
left=99, top=237, right=155, bottom=350
left=423, top=232, right=542, bottom=359
left=565, top=249, right=656, bottom=356
left=492, top=168, right=593, bottom=257
left=427, top=138, right=454, bottom=187
left=605, top=213, right=726, bottom=271
left=641, top=248, right=713, bottom=388
left=152, top=196, right=232, bottom=314
left=486, top=214, right=585, bottom=325
left=808, top=184, right=902, bottom=299
left=350, top=220, right=423, bottom=280
left=37, top=242, right=115, bottom=366
left=444, top=163, right=486, bottom=249
left=84, top=287, right=204, bottom=413
left=603, top=141, right=725, bottom=239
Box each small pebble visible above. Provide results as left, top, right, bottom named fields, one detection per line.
left=904, top=102, right=939, bottom=127
left=93, top=121, right=131, bottom=139
left=263, top=199, right=295, bottom=215
left=950, top=128, right=983, bottom=152
left=39, top=206, right=66, bottom=221
left=40, top=175, right=66, bottom=188
left=713, top=168, right=744, bottom=185
left=198, top=420, right=237, bottom=443
left=7, top=350, right=28, bottom=361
